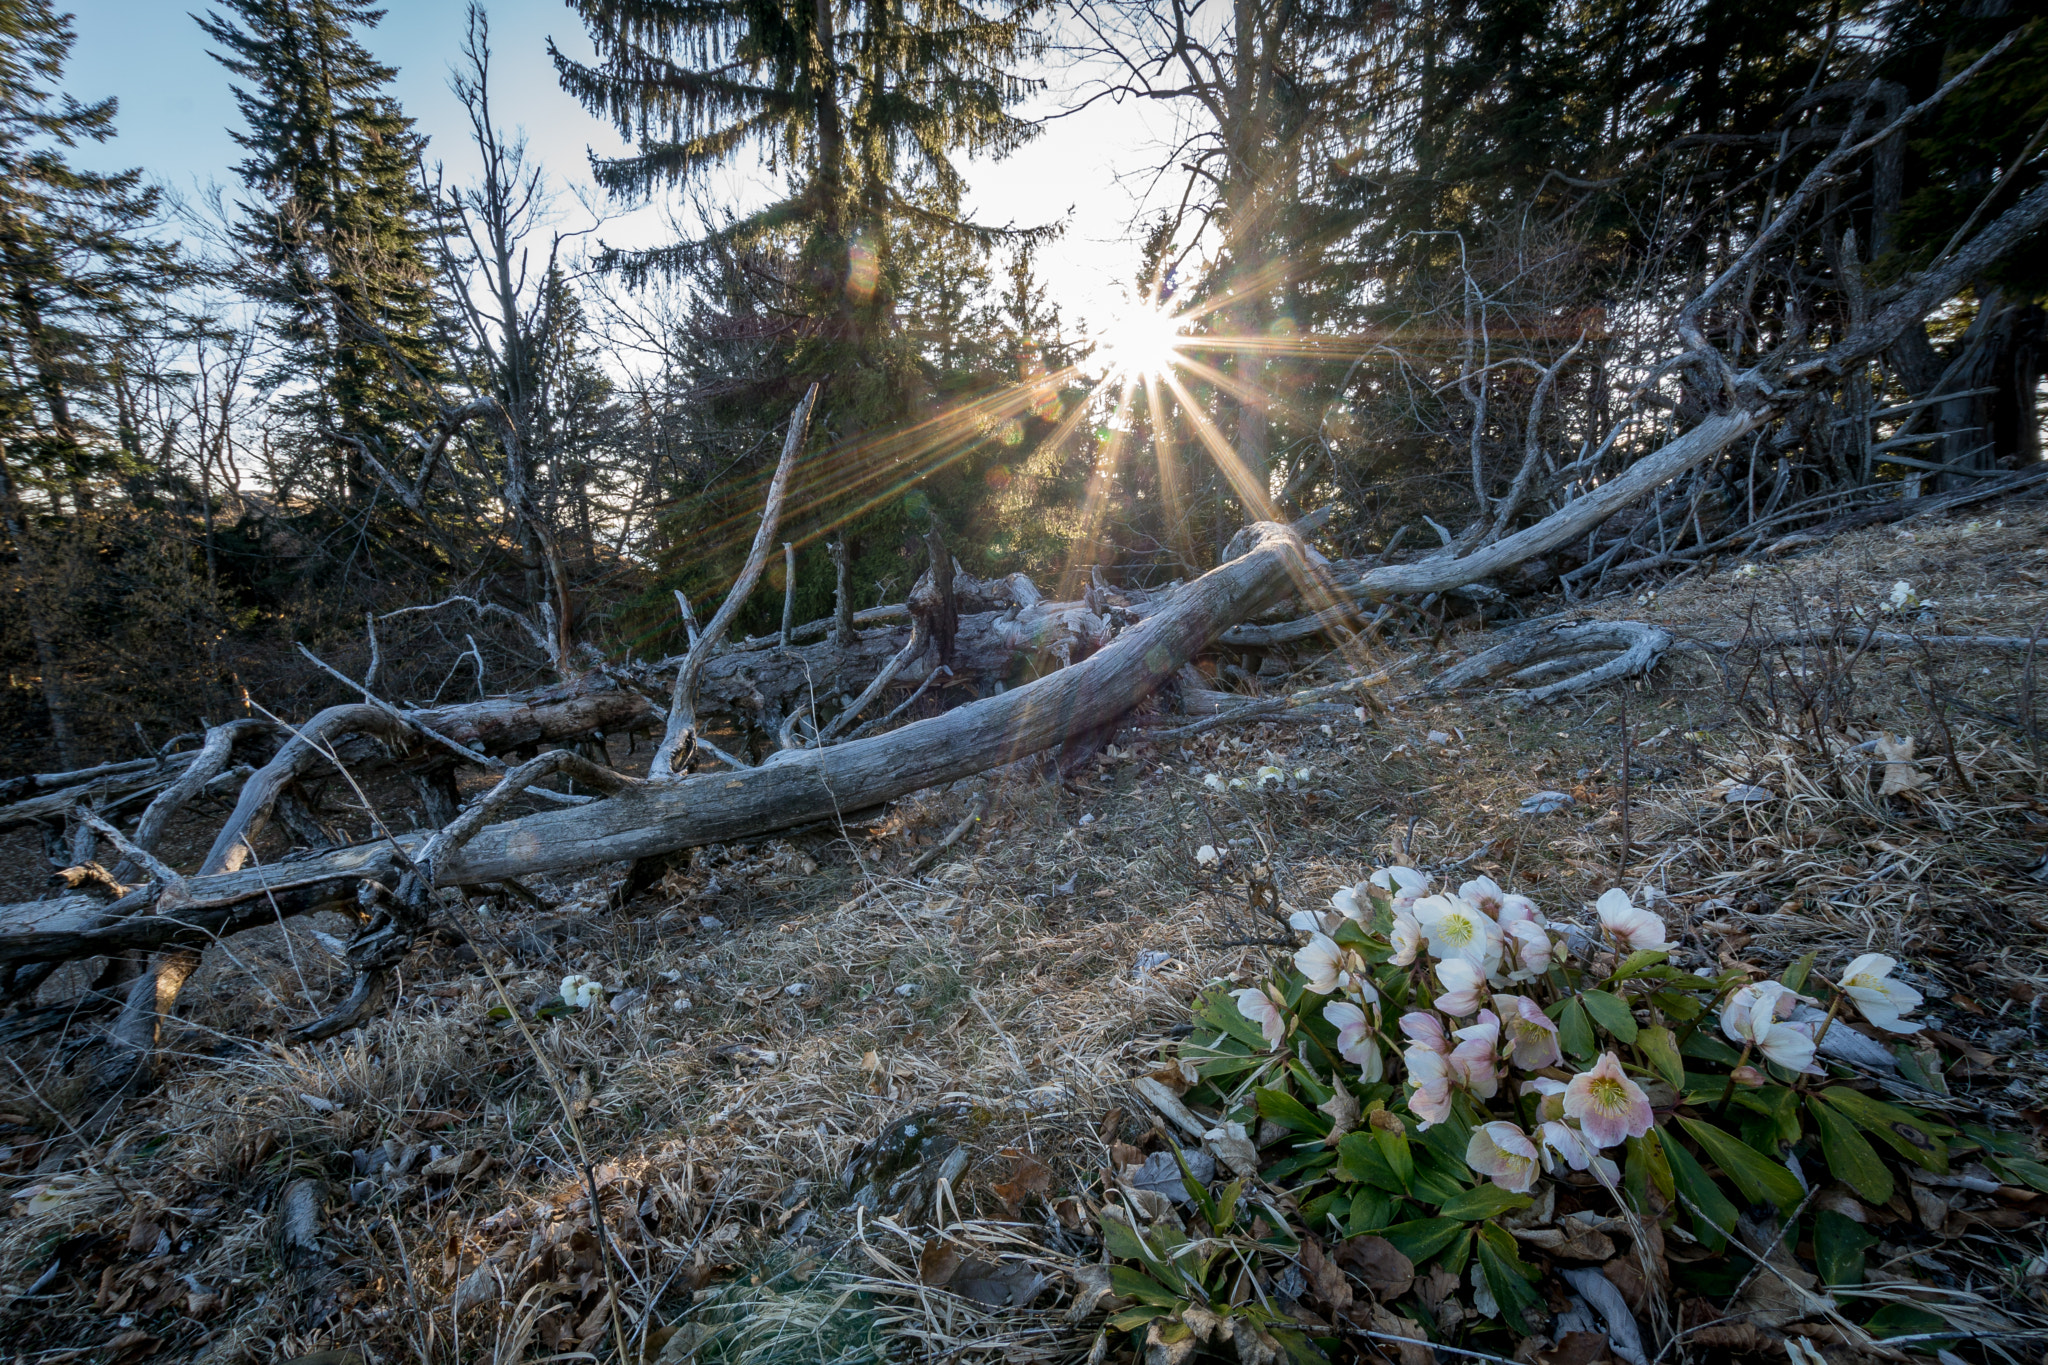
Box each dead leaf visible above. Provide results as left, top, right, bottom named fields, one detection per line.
left=1144, top=1317, right=1198, bottom=1365
left=1228, top=1315, right=1285, bottom=1365
left=1066, top=1264, right=1126, bottom=1322
left=1318, top=1076, right=1359, bottom=1148
left=1909, top=1184, right=1954, bottom=1235
left=1600, top=1257, right=1645, bottom=1311
left=1204, top=1123, right=1260, bottom=1179
left=1538, top=1331, right=1612, bottom=1365
left=1109, top=1141, right=1146, bottom=1169
left=992, top=1149, right=1053, bottom=1216
left=1875, top=733, right=1931, bottom=797
left=1514, top=1223, right=1617, bottom=1262
left=1367, top=1303, right=1437, bottom=1365
left=1297, top=1239, right=1351, bottom=1313
left=1336, top=1235, right=1414, bottom=1298
left=918, top=1238, right=964, bottom=1287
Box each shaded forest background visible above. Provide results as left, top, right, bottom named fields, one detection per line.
left=1, top=0, right=2043, bottom=773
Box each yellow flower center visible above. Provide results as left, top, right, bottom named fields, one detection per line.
left=1440, top=916, right=1474, bottom=947
left=1588, top=1076, right=1628, bottom=1111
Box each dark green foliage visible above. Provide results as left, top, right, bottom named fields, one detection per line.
left=199, top=0, right=445, bottom=503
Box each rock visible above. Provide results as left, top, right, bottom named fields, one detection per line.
left=1521, top=790, right=1575, bottom=816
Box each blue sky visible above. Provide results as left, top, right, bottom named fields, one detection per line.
left=66, top=1, right=1171, bottom=332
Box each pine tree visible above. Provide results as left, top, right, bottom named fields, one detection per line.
left=0, top=0, right=179, bottom=764
left=199, top=0, right=443, bottom=504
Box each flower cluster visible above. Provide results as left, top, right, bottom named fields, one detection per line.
left=559, top=973, right=606, bottom=1010
left=1221, top=859, right=1935, bottom=1206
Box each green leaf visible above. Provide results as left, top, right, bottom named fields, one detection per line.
left=1656, top=1128, right=1734, bottom=1251
left=1335, top=1132, right=1407, bottom=1192
left=1214, top=1178, right=1244, bottom=1233
left=1865, top=1302, right=1957, bottom=1348
left=1260, top=1149, right=1336, bottom=1184
left=1347, top=1186, right=1399, bottom=1235
left=1807, top=1095, right=1895, bottom=1204
left=1379, top=1217, right=1465, bottom=1264
left=1780, top=951, right=1815, bottom=993
left=1610, top=950, right=1670, bottom=982
left=1375, top=1124, right=1415, bottom=1190
left=1101, top=1213, right=1153, bottom=1264
left=1639, top=1026, right=1685, bottom=1090
left=1476, top=1230, right=1546, bottom=1331
left=1106, top=1305, right=1167, bottom=1332
left=1679, top=1031, right=1744, bottom=1065
left=1675, top=1116, right=1805, bottom=1208
left=1813, top=1209, right=1878, bottom=1288
left=1555, top=997, right=1596, bottom=1059
left=1256, top=1087, right=1331, bottom=1136
left=1109, top=1266, right=1182, bottom=1306
left=1986, top=1155, right=2048, bottom=1196
left=1624, top=1130, right=1674, bottom=1210
left=1578, top=989, right=1639, bottom=1042
left=1199, top=989, right=1277, bottom=1051
left=1436, top=1184, right=1533, bottom=1221
left=1649, top=989, right=1704, bottom=1021
left=1191, top=1053, right=1270, bottom=1081
left=485, top=1005, right=512, bottom=1021
left=1810, top=1087, right=1951, bottom=1174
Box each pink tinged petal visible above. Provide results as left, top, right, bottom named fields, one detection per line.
left=1467, top=1121, right=1541, bottom=1193
left=1459, top=876, right=1506, bottom=918
left=1400, top=1010, right=1449, bottom=1054
left=1496, top=894, right=1541, bottom=929
left=1330, top=886, right=1365, bottom=921
left=1493, top=993, right=1563, bottom=1070
left=1562, top=1052, right=1655, bottom=1149
left=1325, top=1001, right=1376, bottom=1066
left=1757, top=1020, right=1817, bottom=1072
left=1596, top=888, right=1670, bottom=953
left=1407, top=1077, right=1454, bottom=1127
left=1433, top=960, right=1485, bottom=1016
left=1504, top=919, right=1553, bottom=980
left=1231, top=987, right=1286, bottom=1047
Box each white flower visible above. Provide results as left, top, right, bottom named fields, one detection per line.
left=1195, top=844, right=1220, bottom=868
left=1400, top=1010, right=1450, bottom=1055
left=1414, top=894, right=1503, bottom=972
left=1433, top=959, right=1487, bottom=1016
left=1494, top=993, right=1562, bottom=1070
left=1837, top=953, right=1924, bottom=1034
left=1735, top=563, right=1761, bottom=579
left=1538, top=1120, right=1620, bottom=1185
left=1458, top=876, right=1507, bottom=918
left=1368, top=865, right=1430, bottom=911
left=560, top=973, right=605, bottom=1011
left=1595, top=888, right=1669, bottom=954
left=1232, top=986, right=1287, bottom=1048
left=1467, top=1121, right=1541, bottom=1193
left=1405, top=1046, right=1455, bottom=1127
left=1324, top=1000, right=1383, bottom=1081
left=1719, top=981, right=1819, bottom=1071
left=1495, top=893, right=1543, bottom=928
left=1449, top=1010, right=1503, bottom=1099
left=1203, top=773, right=1225, bottom=791
left=1502, top=918, right=1554, bottom=981
left=1295, top=932, right=1355, bottom=995
left=1388, top=911, right=1424, bottom=966
left=1255, top=764, right=1285, bottom=788
left=1295, top=766, right=1312, bottom=781
left=1884, top=580, right=1917, bottom=614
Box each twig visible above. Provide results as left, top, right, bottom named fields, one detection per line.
left=72, top=807, right=183, bottom=889
left=904, top=792, right=990, bottom=875
left=844, top=665, right=953, bottom=743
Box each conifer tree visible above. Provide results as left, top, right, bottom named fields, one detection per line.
left=199, top=0, right=443, bottom=504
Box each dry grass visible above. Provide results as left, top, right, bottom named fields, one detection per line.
left=2, top=495, right=2046, bottom=1363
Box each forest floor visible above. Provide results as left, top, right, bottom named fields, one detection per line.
left=3, top=494, right=2047, bottom=1365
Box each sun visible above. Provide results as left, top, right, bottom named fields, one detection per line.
left=1097, top=302, right=1189, bottom=379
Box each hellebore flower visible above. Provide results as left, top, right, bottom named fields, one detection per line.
left=1368, top=865, right=1431, bottom=912
left=1400, top=1010, right=1451, bottom=1056
left=1389, top=911, right=1425, bottom=966
left=1433, top=959, right=1487, bottom=1016
left=1295, top=932, right=1356, bottom=995
left=1719, top=981, right=1819, bottom=1071
left=1538, top=1120, right=1621, bottom=1186
left=1325, top=1000, right=1384, bottom=1081
left=1458, top=875, right=1507, bottom=919
left=1405, top=1046, right=1456, bottom=1127
left=1231, top=986, right=1287, bottom=1048
left=1414, top=894, right=1504, bottom=972
left=1467, top=1120, right=1542, bottom=1193
left=560, top=974, right=605, bottom=1010
left=1562, top=1052, right=1655, bottom=1148
left=1502, top=918, right=1554, bottom=981
left=1595, top=888, right=1669, bottom=954
left=1494, top=993, right=1563, bottom=1070
left=1837, top=953, right=1924, bottom=1034
left=1449, top=1010, right=1503, bottom=1099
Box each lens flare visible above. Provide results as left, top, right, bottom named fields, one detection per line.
left=1097, top=303, right=1188, bottom=379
